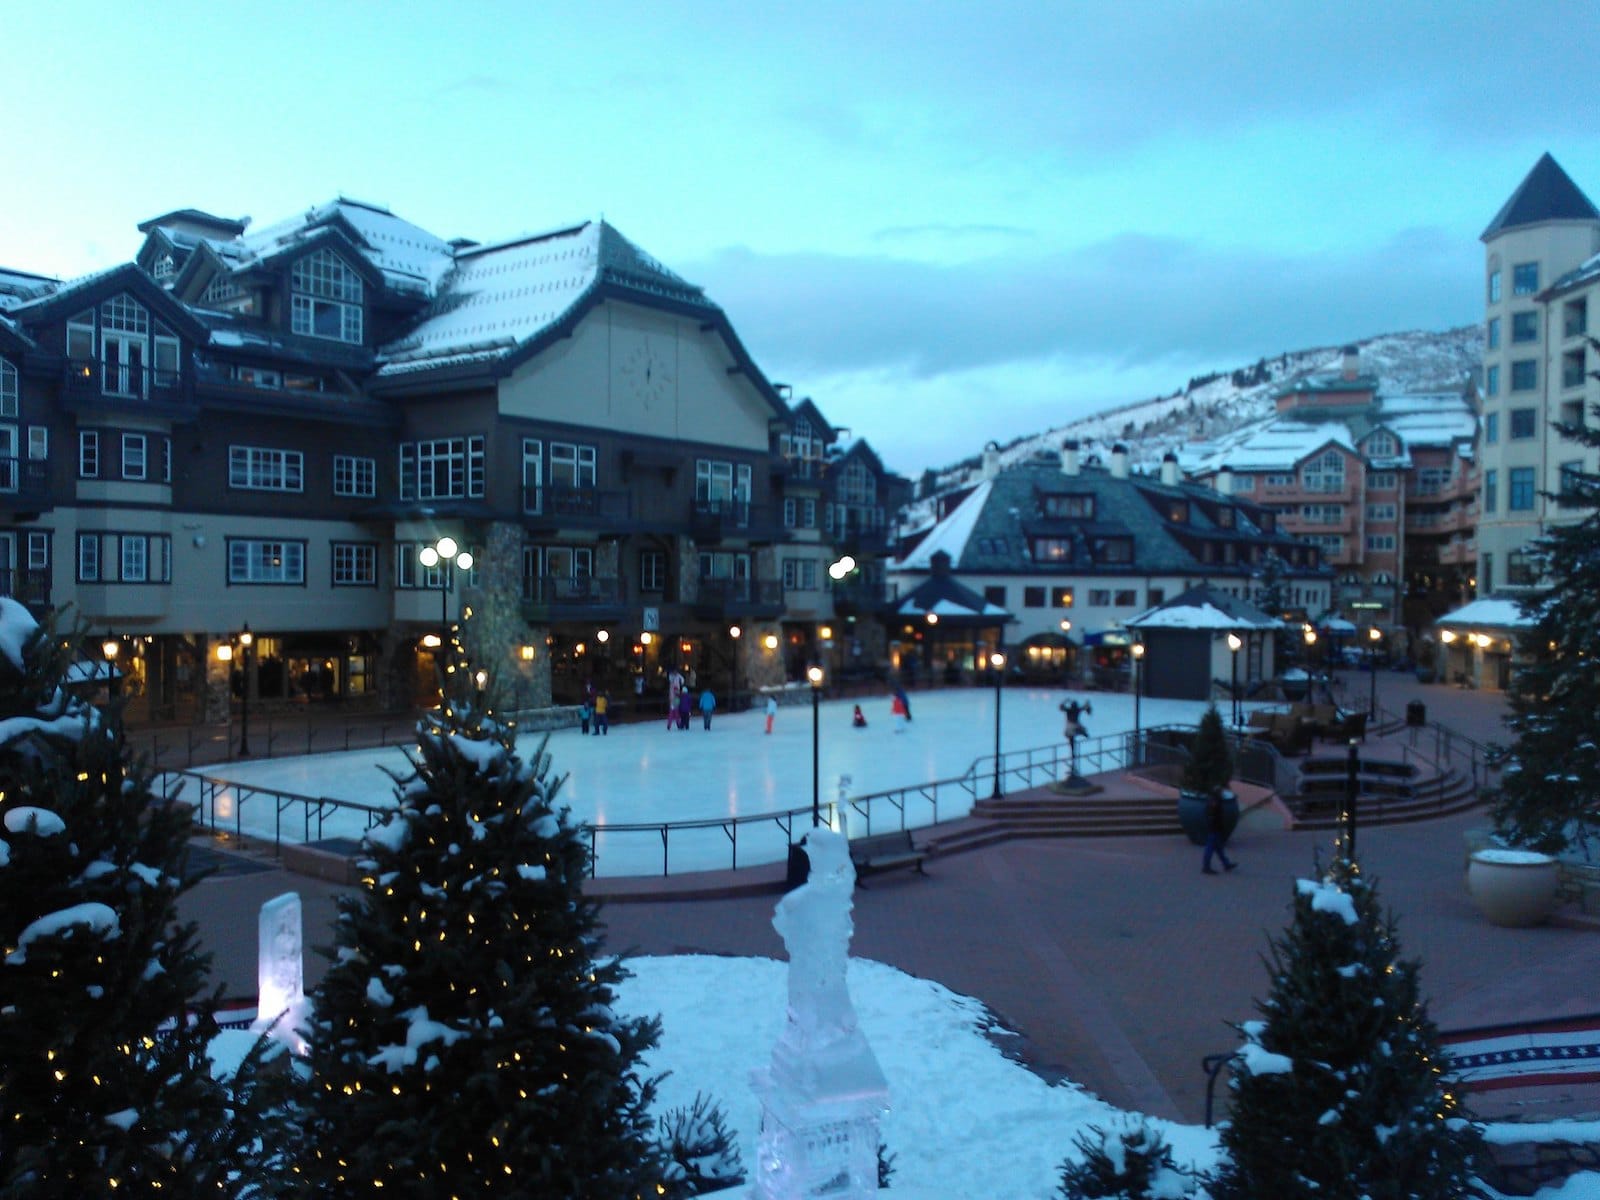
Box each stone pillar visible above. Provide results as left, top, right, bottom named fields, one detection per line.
left=743, top=621, right=787, bottom=691
left=457, top=521, right=549, bottom=709
left=203, top=635, right=232, bottom=725
left=378, top=629, right=418, bottom=712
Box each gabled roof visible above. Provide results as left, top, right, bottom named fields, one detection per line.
left=239, top=197, right=455, bottom=294
left=1436, top=597, right=1534, bottom=630
left=6, top=263, right=209, bottom=342
left=0, top=314, right=35, bottom=356
left=890, top=567, right=1012, bottom=625
left=1481, top=153, right=1600, bottom=242
left=136, top=208, right=250, bottom=238
left=788, top=397, right=837, bottom=441
left=1127, top=586, right=1278, bottom=632
left=0, top=267, right=59, bottom=311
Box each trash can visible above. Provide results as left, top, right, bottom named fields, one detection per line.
left=785, top=839, right=810, bottom=891
left=1406, top=700, right=1426, bottom=728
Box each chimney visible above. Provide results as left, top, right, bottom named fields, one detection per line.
left=1216, top=464, right=1234, bottom=496
left=981, top=440, right=1000, bottom=480
left=1160, top=451, right=1181, bottom=487
left=1110, top=443, right=1130, bottom=479
left=1061, top=439, right=1081, bottom=476
left=1341, top=344, right=1360, bottom=380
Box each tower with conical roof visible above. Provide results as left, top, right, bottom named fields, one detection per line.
left=1477, top=153, right=1600, bottom=604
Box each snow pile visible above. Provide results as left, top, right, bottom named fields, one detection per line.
left=7, top=902, right=120, bottom=964
left=1295, top=876, right=1359, bottom=925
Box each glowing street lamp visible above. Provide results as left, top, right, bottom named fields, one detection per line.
left=1367, top=626, right=1382, bottom=718
left=1131, top=641, right=1145, bottom=757
left=989, top=651, right=1006, bottom=798
left=1227, top=632, right=1243, bottom=727
left=416, top=536, right=474, bottom=641
left=807, top=665, right=825, bottom=826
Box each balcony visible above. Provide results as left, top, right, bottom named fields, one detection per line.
left=61, top=359, right=196, bottom=416
left=831, top=579, right=890, bottom=614
left=520, top=573, right=629, bottom=622
left=834, top=527, right=892, bottom=557
left=0, top=567, right=51, bottom=609
left=0, top=459, right=52, bottom=514
left=690, top=498, right=781, bottom=543
left=692, top=577, right=785, bottom=620
left=522, top=485, right=633, bottom=530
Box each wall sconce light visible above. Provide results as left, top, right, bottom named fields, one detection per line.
left=764, top=633, right=779, bottom=651
left=729, top=625, right=741, bottom=639
left=926, top=612, right=939, bottom=625
left=1059, top=618, right=1072, bottom=633
left=1440, top=630, right=1456, bottom=644
left=215, top=643, right=234, bottom=663
left=519, top=644, right=536, bottom=661
left=422, top=633, right=442, bottom=649
left=597, top=629, right=610, bottom=644
left=820, top=625, right=833, bottom=640
left=641, top=631, right=654, bottom=646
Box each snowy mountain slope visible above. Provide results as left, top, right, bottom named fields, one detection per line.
left=917, top=326, right=1482, bottom=501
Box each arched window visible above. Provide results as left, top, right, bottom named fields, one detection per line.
left=290, top=249, right=364, bottom=344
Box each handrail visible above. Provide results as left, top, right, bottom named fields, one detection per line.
left=160, top=769, right=390, bottom=855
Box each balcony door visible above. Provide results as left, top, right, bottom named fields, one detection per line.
left=0, top=426, right=15, bottom=492
left=0, top=533, right=15, bottom=598
left=103, top=334, right=146, bottom=398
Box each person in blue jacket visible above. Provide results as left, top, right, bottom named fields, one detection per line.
left=698, top=687, right=717, bottom=730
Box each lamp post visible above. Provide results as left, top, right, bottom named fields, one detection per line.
left=1131, top=641, right=1145, bottom=761
left=807, top=665, right=824, bottom=826
left=1226, top=631, right=1242, bottom=728
left=1366, top=625, right=1381, bottom=719
left=728, top=625, right=741, bottom=712
left=416, top=536, right=474, bottom=642
left=101, top=634, right=121, bottom=699
left=989, top=651, right=1006, bottom=798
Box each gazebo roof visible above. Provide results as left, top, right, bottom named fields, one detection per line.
left=1126, top=586, right=1278, bottom=633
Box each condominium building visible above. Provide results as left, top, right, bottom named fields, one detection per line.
left=1478, top=153, right=1600, bottom=597
left=0, top=199, right=904, bottom=721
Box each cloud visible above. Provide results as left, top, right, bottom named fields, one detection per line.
left=691, top=226, right=1478, bottom=385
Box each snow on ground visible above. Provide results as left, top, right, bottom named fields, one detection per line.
left=190, top=687, right=1220, bottom=877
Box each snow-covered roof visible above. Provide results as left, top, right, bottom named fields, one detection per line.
left=1436, top=598, right=1535, bottom=629
left=1194, top=417, right=1354, bottom=473
left=375, top=219, right=714, bottom=378
left=889, top=481, right=991, bottom=570
left=238, top=197, right=455, bottom=293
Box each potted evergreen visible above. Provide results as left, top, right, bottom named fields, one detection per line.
left=1177, top=704, right=1238, bottom=846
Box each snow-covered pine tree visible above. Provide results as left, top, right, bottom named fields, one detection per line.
left=0, top=600, right=270, bottom=1195
left=1486, top=370, right=1600, bottom=854
left=1209, top=858, right=1481, bottom=1199
left=297, top=647, right=668, bottom=1198
left=1180, top=704, right=1232, bottom=798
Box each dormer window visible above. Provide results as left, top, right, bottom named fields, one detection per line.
left=1042, top=493, right=1094, bottom=519
left=1217, top=508, right=1235, bottom=529
left=1366, top=431, right=1397, bottom=458
left=290, top=249, right=364, bottom=344
left=1092, top=537, right=1133, bottom=564
left=67, top=296, right=180, bottom=398
left=1167, top=500, right=1188, bottom=523
left=152, top=254, right=175, bottom=280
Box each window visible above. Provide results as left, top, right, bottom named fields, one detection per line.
left=1564, top=349, right=1587, bottom=390
left=27, top=532, right=48, bottom=571
left=400, top=436, right=485, bottom=500
left=1480, top=552, right=1493, bottom=593
left=1565, top=298, right=1589, bottom=339
left=332, top=542, right=377, bottom=586
left=1166, top=501, right=1189, bottom=523
left=27, top=427, right=47, bottom=461
left=550, top=441, right=597, bottom=489
left=121, top=535, right=147, bottom=582
left=1486, top=364, right=1500, bottom=397
left=1365, top=431, right=1397, bottom=458
left=639, top=550, right=666, bottom=592
left=1483, top=469, right=1497, bottom=513
left=782, top=558, right=818, bottom=591
left=1231, top=474, right=1255, bottom=492
left=1088, top=588, right=1111, bottom=606
left=1366, top=503, right=1396, bottom=521
left=698, top=550, right=750, bottom=582
left=333, top=455, right=376, bottom=497
left=1147, top=587, right=1165, bottom=606
left=1487, top=316, right=1500, bottom=349
left=1113, top=588, right=1137, bottom=606
left=1510, top=360, right=1537, bottom=391
left=1051, top=586, right=1075, bottom=608
left=1302, top=450, right=1345, bottom=494
left=838, top=461, right=876, bottom=505
left=803, top=498, right=816, bottom=528
left=1511, top=311, right=1539, bottom=343
left=983, top=585, right=1007, bottom=607
left=77, top=534, right=98, bottom=581
left=0, top=359, right=15, bottom=417
left=1488, top=269, right=1501, bottom=304
left=1265, top=473, right=1294, bottom=487
left=1416, top=466, right=1452, bottom=495
left=234, top=366, right=281, bottom=389
left=228, top=539, right=305, bottom=584
left=1304, top=534, right=1344, bottom=553
left=1299, top=503, right=1344, bottom=524
left=1484, top=412, right=1499, bottom=444
left=122, top=434, right=146, bottom=481
left=1512, top=262, right=1539, bottom=296
left=67, top=310, right=95, bottom=361
left=1094, top=538, right=1133, bottom=564
left=290, top=249, right=363, bottom=344
left=1368, top=472, right=1397, bottom=492
left=162, top=438, right=171, bottom=482
left=79, top=431, right=99, bottom=477
left=1042, top=493, right=1093, bottom=518
left=783, top=498, right=797, bottom=528
left=229, top=445, right=303, bottom=491
left=1507, top=551, right=1537, bottom=586
left=1510, top=407, right=1538, bottom=439
left=1365, top=534, right=1396, bottom=552
left=1035, top=536, right=1076, bottom=562
left=1509, top=467, right=1537, bottom=511
left=1023, top=586, right=1045, bottom=608
left=1559, top=461, right=1584, bottom=493
left=696, top=458, right=751, bottom=504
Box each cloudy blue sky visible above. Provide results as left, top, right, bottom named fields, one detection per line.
left=6, top=1, right=1599, bottom=474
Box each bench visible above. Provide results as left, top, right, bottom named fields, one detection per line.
left=848, top=830, right=928, bottom=883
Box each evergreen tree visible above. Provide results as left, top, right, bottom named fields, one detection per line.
left=1210, top=858, right=1481, bottom=1200
left=297, top=649, right=667, bottom=1198
left=1486, top=378, right=1600, bottom=854
left=0, top=601, right=269, bottom=1195
left=1181, top=704, right=1233, bottom=797
left=1057, top=1119, right=1195, bottom=1199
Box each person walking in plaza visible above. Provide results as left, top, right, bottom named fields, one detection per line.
left=890, top=690, right=908, bottom=733
left=594, top=691, right=609, bottom=736
left=578, top=698, right=592, bottom=736
left=1201, top=793, right=1238, bottom=875
left=699, top=687, right=716, bottom=730
left=667, top=671, right=682, bottom=731
left=677, top=687, right=693, bottom=731
left=764, top=694, right=778, bottom=735
left=892, top=683, right=912, bottom=723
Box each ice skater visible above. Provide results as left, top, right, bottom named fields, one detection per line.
left=892, top=683, right=912, bottom=723
left=765, top=694, right=778, bottom=734
left=699, top=687, right=716, bottom=730
left=852, top=704, right=868, bottom=728
left=666, top=671, right=683, bottom=731
left=677, top=688, right=693, bottom=731
left=578, top=699, right=592, bottom=735
left=594, top=691, right=609, bottom=736
left=891, top=690, right=908, bottom=733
